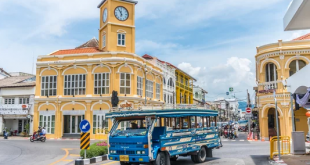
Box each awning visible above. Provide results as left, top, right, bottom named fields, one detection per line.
left=284, top=0, right=310, bottom=31
left=286, top=63, right=310, bottom=94
left=3, top=115, right=28, bottom=119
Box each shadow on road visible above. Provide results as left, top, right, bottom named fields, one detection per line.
left=170, top=157, right=220, bottom=165
left=250, top=155, right=270, bottom=165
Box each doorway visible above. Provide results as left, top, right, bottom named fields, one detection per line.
left=63, top=115, right=84, bottom=134
left=267, top=108, right=280, bottom=137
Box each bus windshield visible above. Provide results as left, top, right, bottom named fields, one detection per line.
left=111, top=119, right=153, bottom=137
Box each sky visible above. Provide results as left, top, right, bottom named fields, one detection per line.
left=0, top=0, right=309, bottom=101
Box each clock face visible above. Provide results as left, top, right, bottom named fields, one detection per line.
left=114, top=6, right=129, bottom=21
left=103, top=8, right=108, bottom=23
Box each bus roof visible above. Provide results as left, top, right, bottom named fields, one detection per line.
left=105, top=109, right=218, bottom=118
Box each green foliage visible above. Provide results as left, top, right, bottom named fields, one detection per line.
left=80, top=141, right=108, bottom=159
left=24, top=123, right=30, bottom=137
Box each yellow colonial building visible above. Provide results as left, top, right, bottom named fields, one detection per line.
left=34, top=0, right=164, bottom=139
left=176, top=70, right=196, bottom=105
left=256, top=33, right=310, bottom=140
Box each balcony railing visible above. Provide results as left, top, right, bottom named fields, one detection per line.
left=258, top=80, right=283, bottom=93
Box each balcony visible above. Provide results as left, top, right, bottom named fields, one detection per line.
left=176, top=81, right=193, bottom=92
left=0, top=104, right=30, bottom=115
left=258, top=80, right=283, bottom=94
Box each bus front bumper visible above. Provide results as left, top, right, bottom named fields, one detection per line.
left=108, top=155, right=150, bottom=163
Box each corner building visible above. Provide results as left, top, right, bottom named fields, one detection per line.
left=256, top=33, right=310, bottom=140
left=34, top=0, right=164, bottom=140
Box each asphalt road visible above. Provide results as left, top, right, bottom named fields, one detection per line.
left=0, top=132, right=271, bottom=165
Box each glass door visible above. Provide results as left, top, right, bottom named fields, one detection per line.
left=70, top=115, right=84, bottom=134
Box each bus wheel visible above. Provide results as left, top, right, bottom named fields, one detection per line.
left=191, top=155, right=198, bottom=163
left=120, top=162, right=131, bottom=165
left=193, top=147, right=207, bottom=163
left=153, top=152, right=166, bottom=165
left=206, top=148, right=213, bottom=158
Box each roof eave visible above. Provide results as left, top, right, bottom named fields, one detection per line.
left=97, top=0, right=138, bottom=8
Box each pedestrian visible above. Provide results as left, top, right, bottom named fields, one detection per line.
left=42, top=127, right=47, bottom=135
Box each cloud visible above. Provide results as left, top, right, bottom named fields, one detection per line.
left=178, top=57, right=256, bottom=100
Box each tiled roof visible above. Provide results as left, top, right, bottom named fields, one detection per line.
left=142, top=54, right=197, bottom=81
left=50, top=47, right=102, bottom=55
left=293, top=33, right=310, bottom=41
left=0, top=76, right=35, bottom=88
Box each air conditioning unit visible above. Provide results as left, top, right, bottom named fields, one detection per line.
left=291, top=131, right=306, bottom=155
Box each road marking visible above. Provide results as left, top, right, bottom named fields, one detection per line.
left=102, top=161, right=119, bottom=165
left=49, top=148, right=69, bottom=165
left=70, top=154, right=80, bottom=157
left=62, top=159, right=73, bottom=162
left=240, top=140, right=245, bottom=141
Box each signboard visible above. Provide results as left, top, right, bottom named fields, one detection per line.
left=244, top=114, right=252, bottom=118
left=80, top=132, right=90, bottom=150
left=246, top=107, right=252, bottom=114
left=229, top=87, right=234, bottom=92
left=79, top=120, right=91, bottom=133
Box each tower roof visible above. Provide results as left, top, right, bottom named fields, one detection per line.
left=293, top=33, right=310, bottom=41
left=97, top=0, right=138, bottom=8
left=76, top=37, right=99, bottom=49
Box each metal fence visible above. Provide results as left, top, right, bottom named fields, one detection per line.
left=270, top=136, right=290, bottom=159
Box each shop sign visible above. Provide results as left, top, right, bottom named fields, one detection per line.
left=120, top=102, right=133, bottom=110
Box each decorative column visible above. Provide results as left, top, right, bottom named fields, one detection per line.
left=33, top=102, right=39, bottom=135
left=86, top=64, right=93, bottom=96
left=86, top=101, right=93, bottom=137
left=55, top=101, right=61, bottom=139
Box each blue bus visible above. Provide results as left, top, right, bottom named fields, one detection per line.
left=106, top=109, right=221, bottom=165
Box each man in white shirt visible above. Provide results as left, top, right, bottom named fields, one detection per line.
left=42, top=127, right=47, bottom=136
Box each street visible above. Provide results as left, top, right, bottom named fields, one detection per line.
left=0, top=133, right=271, bottom=165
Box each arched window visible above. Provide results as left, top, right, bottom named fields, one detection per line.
left=167, top=78, right=174, bottom=88
left=289, top=60, right=306, bottom=76
left=195, top=92, right=199, bottom=99
left=265, top=63, right=278, bottom=82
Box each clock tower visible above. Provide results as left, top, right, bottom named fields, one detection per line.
left=98, top=0, right=137, bottom=53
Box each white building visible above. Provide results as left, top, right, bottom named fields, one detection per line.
left=193, top=85, right=208, bottom=106
left=284, top=0, right=310, bottom=31
left=142, top=55, right=176, bottom=107
left=0, top=74, right=35, bottom=135
left=213, top=98, right=239, bottom=122
left=0, top=68, right=11, bottom=80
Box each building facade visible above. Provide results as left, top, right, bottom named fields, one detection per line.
left=256, top=34, right=310, bottom=140
left=193, top=85, right=207, bottom=106
left=34, top=0, right=164, bottom=140
left=0, top=74, right=35, bottom=135
left=142, top=55, right=176, bottom=108
left=176, top=69, right=196, bottom=105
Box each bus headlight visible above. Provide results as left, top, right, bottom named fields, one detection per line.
left=110, top=150, right=116, bottom=154
left=137, top=151, right=141, bottom=154
left=142, top=151, right=146, bottom=154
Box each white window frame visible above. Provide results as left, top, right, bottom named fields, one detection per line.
left=93, top=114, right=109, bottom=134
left=102, top=34, right=106, bottom=48
left=289, top=60, right=306, bottom=76
left=41, top=76, right=57, bottom=96
left=94, top=73, right=110, bottom=95
left=156, top=83, right=160, bottom=99
left=137, top=76, right=143, bottom=96
left=4, top=98, right=15, bottom=105
left=117, top=33, right=126, bottom=46
left=265, top=63, right=277, bottom=82
left=146, top=80, right=154, bottom=98
left=39, top=115, right=55, bottom=134
left=64, top=74, right=86, bottom=96
left=120, top=73, right=131, bottom=94
left=19, top=97, right=29, bottom=104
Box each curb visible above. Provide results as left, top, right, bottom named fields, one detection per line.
left=75, top=155, right=107, bottom=165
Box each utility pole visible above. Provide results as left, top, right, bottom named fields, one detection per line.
left=273, top=90, right=281, bottom=160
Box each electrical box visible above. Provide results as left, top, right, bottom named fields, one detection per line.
left=291, top=131, right=306, bottom=155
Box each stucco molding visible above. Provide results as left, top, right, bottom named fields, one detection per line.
left=92, top=64, right=112, bottom=73
left=260, top=58, right=281, bottom=73
left=61, top=102, right=86, bottom=111
left=284, top=55, right=310, bottom=68
left=38, top=103, right=57, bottom=111
left=258, top=94, right=290, bottom=99
left=91, top=101, right=110, bottom=111
left=261, top=103, right=284, bottom=117
left=39, top=68, right=58, bottom=76
left=257, top=49, right=310, bottom=61
left=117, top=63, right=134, bottom=74
left=62, top=66, right=87, bottom=75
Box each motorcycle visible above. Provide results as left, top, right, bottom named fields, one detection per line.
left=229, top=129, right=235, bottom=139
left=223, top=129, right=228, bottom=138
left=30, top=131, right=46, bottom=142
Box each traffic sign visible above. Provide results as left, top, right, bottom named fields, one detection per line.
left=80, top=132, right=90, bottom=150
left=226, top=92, right=229, bottom=95
left=229, top=87, right=233, bottom=92
left=79, top=120, right=91, bottom=133
left=246, top=107, right=252, bottom=114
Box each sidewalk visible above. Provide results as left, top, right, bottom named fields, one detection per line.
left=275, top=142, right=310, bottom=165
left=0, top=136, right=96, bottom=140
